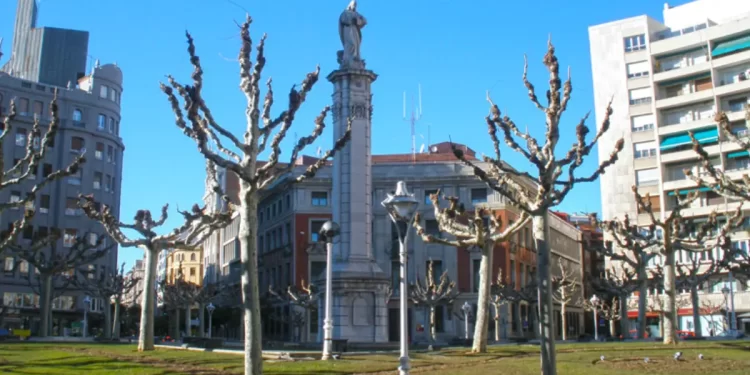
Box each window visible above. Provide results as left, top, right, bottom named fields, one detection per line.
left=190, top=253, right=196, bottom=261
left=42, top=163, right=52, bottom=178
left=728, top=98, right=749, bottom=113
left=391, top=261, right=400, bottom=296
left=634, top=141, right=657, bottom=159
left=4, top=257, right=14, bottom=273
left=65, top=198, right=80, bottom=216
left=63, top=229, right=77, bottom=247
left=434, top=305, right=445, bottom=333
left=32, top=135, right=40, bottom=150
left=425, top=219, right=440, bottom=236
left=97, top=114, right=106, bottom=130
left=311, top=192, right=328, bottom=206
left=695, top=77, right=713, bottom=92
left=68, top=168, right=82, bottom=185
left=15, top=128, right=26, bottom=146
left=19, top=260, right=29, bottom=274
left=629, top=87, right=652, bottom=105
left=71, top=136, right=85, bottom=153
left=95, top=143, right=104, bottom=160
left=87, top=264, right=96, bottom=279
left=472, top=259, right=481, bottom=292
left=190, top=268, right=196, bottom=276
left=93, top=172, right=102, bottom=189
left=104, top=174, right=112, bottom=192
left=626, top=61, right=650, bottom=79
left=636, top=168, right=659, bottom=186
left=424, top=189, right=438, bottom=205
left=272, top=204, right=276, bottom=217
left=109, top=88, right=116, bottom=102
left=107, top=145, right=114, bottom=163
left=100, top=85, right=108, bottom=99
left=88, top=233, right=98, bottom=246
left=510, top=260, right=516, bottom=285
left=471, top=188, right=487, bottom=204
left=624, top=34, right=646, bottom=52
left=9, top=191, right=21, bottom=208
left=427, top=260, right=444, bottom=284
left=108, top=118, right=115, bottom=133
left=631, top=114, right=654, bottom=132
left=286, top=194, right=291, bottom=210
left=18, top=98, right=29, bottom=115
left=72, top=109, right=83, bottom=122
left=33, top=100, right=43, bottom=117
left=310, top=220, right=326, bottom=242
left=285, top=223, right=291, bottom=245
left=40, top=195, right=50, bottom=213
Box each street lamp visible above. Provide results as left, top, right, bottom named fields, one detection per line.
left=462, top=301, right=472, bottom=340
left=83, top=296, right=92, bottom=338
left=320, top=220, right=340, bottom=361
left=382, top=181, right=419, bottom=375
left=206, top=303, right=216, bottom=338
left=590, top=294, right=600, bottom=341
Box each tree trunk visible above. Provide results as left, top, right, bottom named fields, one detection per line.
left=185, top=306, right=191, bottom=338
left=430, top=306, right=436, bottom=342
left=637, top=267, right=648, bottom=339
left=662, top=248, right=677, bottom=345
left=471, top=241, right=494, bottom=353
left=619, top=294, right=628, bottom=339
left=199, top=303, right=205, bottom=338
left=174, top=308, right=181, bottom=340
left=494, top=304, right=501, bottom=342
left=690, top=286, right=702, bottom=337
left=112, top=298, right=121, bottom=339
left=238, top=191, right=263, bottom=375
left=561, top=302, right=567, bottom=341
left=609, top=319, right=617, bottom=337
left=533, top=214, right=557, bottom=375
left=138, top=247, right=158, bottom=351
left=39, top=273, right=53, bottom=337
left=104, top=300, right=113, bottom=339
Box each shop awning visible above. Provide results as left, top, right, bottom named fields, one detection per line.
left=712, top=34, right=750, bottom=58
left=660, top=127, right=718, bottom=151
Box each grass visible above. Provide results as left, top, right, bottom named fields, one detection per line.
left=0, top=341, right=748, bottom=374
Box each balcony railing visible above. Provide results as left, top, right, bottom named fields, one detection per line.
left=652, top=22, right=708, bottom=41
left=630, top=97, right=653, bottom=106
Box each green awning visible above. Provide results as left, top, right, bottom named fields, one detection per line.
left=712, top=34, right=750, bottom=57
left=660, top=127, right=718, bottom=151
left=660, top=73, right=711, bottom=87
left=667, top=186, right=711, bottom=196
left=727, top=150, right=750, bottom=159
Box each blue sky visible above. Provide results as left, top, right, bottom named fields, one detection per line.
left=0, top=0, right=691, bottom=271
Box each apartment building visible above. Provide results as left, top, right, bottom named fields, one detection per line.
left=201, top=142, right=585, bottom=343
left=590, top=0, right=750, bottom=335
left=121, top=258, right=145, bottom=307
left=0, top=0, right=124, bottom=334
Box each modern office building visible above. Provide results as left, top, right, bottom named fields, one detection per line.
left=0, top=0, right=124, bottom=335
left=590, top=0, right=750, bottom=336
left=200, top=143, right=586, bottom=343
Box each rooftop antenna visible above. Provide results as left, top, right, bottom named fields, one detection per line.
left=402, top=83, right=423, bottom=163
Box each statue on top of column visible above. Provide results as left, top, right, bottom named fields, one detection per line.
left=338, top=0, right=367, bottom=69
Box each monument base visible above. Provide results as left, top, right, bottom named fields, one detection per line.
left=327, top=259, right=390, bottom=343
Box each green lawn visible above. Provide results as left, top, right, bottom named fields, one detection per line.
left=0, top=341, right=748, bottom=374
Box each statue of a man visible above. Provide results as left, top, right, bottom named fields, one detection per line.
left=338, top=0, right=367, bottom=67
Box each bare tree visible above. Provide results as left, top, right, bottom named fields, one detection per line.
left=492, top=268, right=538, bottom=338
left=448, top=40, right=624, bottom=374
left=590, top=213, right=659, bottom=339
left=634, top=293, right=690, bottom=339
left=0, top=94, right=85, bottom=253
left=268, top=280, right=319, bottom=342
left=595, top=187, right=741, bottom=344
left=75, top=263, right=140, bottom=339
left=158, top=272, right=192, bottom=340
left=78, top=173, right=233, bottom=351
left=413, top=192, right=528, bottom=352
left=700, top=299, right=724, bottom=336
left=588, top=267, right=640, bottom=338
left=582, top=296, right=621, bottom=337
left=489, top=269, right=509, bottom=341
left=159, top=16, right=350, bottom=374
left=8, top=229, right=108, bottom=337
left=409, top=260, right=460, bottom=343
left=552, top=261, right=578, bottom=341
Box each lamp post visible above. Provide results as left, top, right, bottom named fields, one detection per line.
left=462, top=301, right=472, bottom=340
left=206, top=303, right=216, bottom=338
left=382, top=181, right=419, bottom=375
left=320, top=220, right=341, bottom=361
left=590, top=294, right=600, bottom=341
left=83, top=296, right=91, bottom=338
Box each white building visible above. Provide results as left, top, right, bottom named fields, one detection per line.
left=122, top=258, right=145, bottom=307
left=590, top=0, right=750, bottom=336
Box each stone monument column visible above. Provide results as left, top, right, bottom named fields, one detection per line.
left=324, top=0, right=389, bottom=343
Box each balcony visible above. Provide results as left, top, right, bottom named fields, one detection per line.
left=630, top=97, right=653, bottom=106
left=660, top=126, right=718, bottom=153
left=715, top=79, right=750, bottom=98
left=711, top=33, right=750, bottom=60
left=656, top=88, right=715, bottom=109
